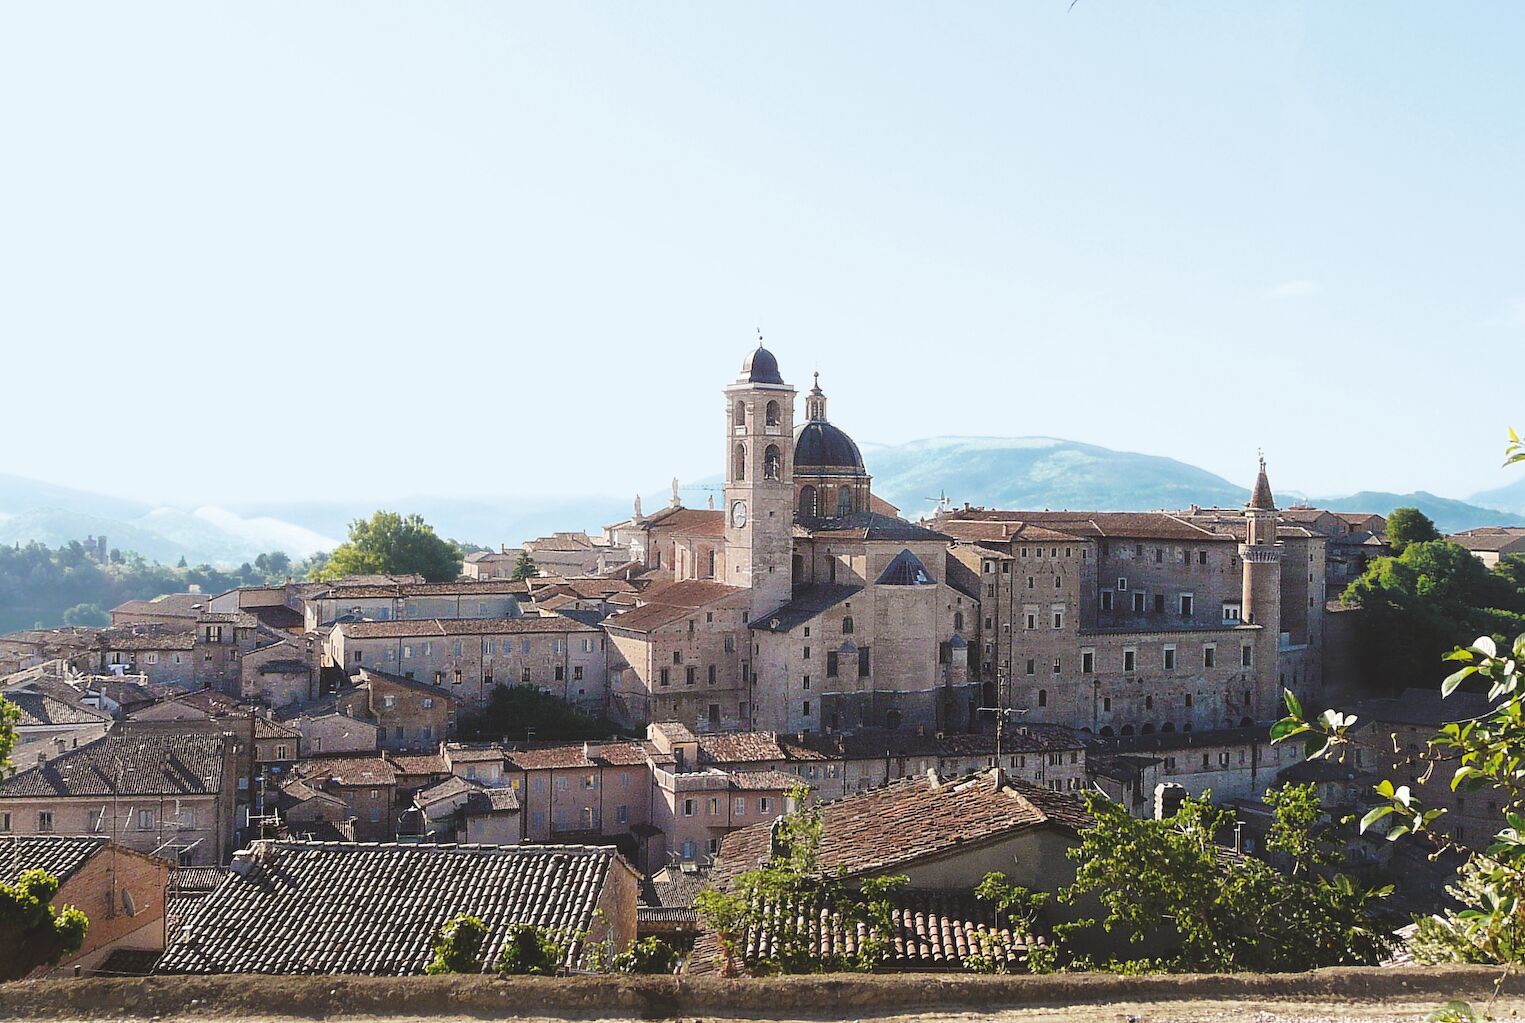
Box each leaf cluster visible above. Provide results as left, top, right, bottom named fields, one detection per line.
left=317, top=510, right=462, bottom=583
left=0, top=869, right=89, bottom=980
left=424, top=912, right=488, bottom=974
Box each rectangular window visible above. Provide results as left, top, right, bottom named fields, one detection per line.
left=1081, top=650, right=1094, bottom=674
left=1123, top=648, right=1137, bottom=673
left=826, top=652, right=838, bottom=677
left=1242, top=644, right=1253, bottom=667
left=138, top=808, right=156, bottom=831
left=1051, top=657, right=1061, bottom=674
left=659, top=667, right=670, bottom=687
left=686, top=666, right=696, bottom=686
left=1052, top=609, right=1064, bottom=630
left=803, top=646, right=810, bottom=659
left=1179, top=593, right=1194, bottom=617
left=802, top=700, right=812, bottom=716
left=733, top=797, right=745, bottom=815
left=1153, top=593, right=1165, bottom=614
left=1116, top=577, right=1128, bottom=591
left=616, top=804, right=629, bottom=824
left=573, top=665, right=583, bottom=681
left=759, top=797, right=772, bottom=814
left=1025, top=658, right=1035, bottom=675
left=1100, top=590, right=1113, bottom=611
left=858, top=647, right=870, bottom=678
left=1204, top=645, right=1216, bottom=668
left=1197, top=550, right=1208, bottom=566
left=37, top=811, right=54, bottom=833
left=1024, top=610, right=1037, bottom=630
left=801, top=675, right=811, bottom=690
left=1163, top=645, right=1176, bottom=671
left=707, top=664, right=716, bottom=684
left=683, top=799, right=695, bottom=817
left=1132, top=592, right=1146, bottom=613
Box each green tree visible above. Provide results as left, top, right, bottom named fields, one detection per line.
left=317, top=511, right=462, bottom=583
left=0, top=869, right=89, bottom=980
left=495, top=923, right=564, bottom=975
left=60, top=603, right=108, bottom=627
left=1387, top=506, right=1441, bottom=555
left=962, top=872, right=1051, bottom=973
left=605, top=936, right=680, bottom=974
left=1271, top=430, right=1525, bottom=979
left=1052, top=787, right=1394, bottom=973
left=457, top=685, right=628, bottom=743
left=425, top=913, right=488, bottom=974
left=695, top=783, right=907, bottom=975
left=512, top=551, right=539, bottom=581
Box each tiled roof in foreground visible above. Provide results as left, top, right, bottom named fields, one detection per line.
left=0, top=835, right=107, bottom=885
left=157, top=841, right=623, bottom=975
left=0, top=731, right=229, bottom=798
left=712, top=771, right=1090, bottom=887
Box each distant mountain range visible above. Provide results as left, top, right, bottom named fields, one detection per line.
left=3, top=438, right=1522, bottom=566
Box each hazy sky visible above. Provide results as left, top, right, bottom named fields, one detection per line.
left=3, top=2, right=1522, bottom=506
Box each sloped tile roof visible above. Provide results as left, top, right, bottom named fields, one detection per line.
left=156, top=841, right=623, bottom=975
left=337, top=616, right=596, bottom=639
left=0, top=731, right=230, bottom=798
left=641, top=508, right=726, bottom=537
left=687, top=888, right=1040, bottom=976
left=295, top=755, right=398, bottom=787
left=801, top=512, right=949, bottom=542
left=711, top=772, right=1089, bottom=887
left=0, top=835, right=108, bottom=885
left=8, top=690, right=112, bottom=727
left=604, top=580, right=747, bottom=634
left=748, top=586, right=860, bottom=634
left=97, top=625, right=196, bottom=651
left=935, top=510, right=1228, bottom=543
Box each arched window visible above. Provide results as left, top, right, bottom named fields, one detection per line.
left=1037, top=689, right=1047, bottom=707
left=1099, top=726, right=1114, bottom=737
left=763, top=445, right=781, bottom=480
left=837, top=487, right=853, bottom=516
left=885, top=709, right=902, bottom=730
left=765, top=400, right=781, bottom=427
left=798, top=485, right=817, bottom=518
left=1120, top=724, right=1135, bottom=736
left=1141, top=723, right=1155, bottom=734
left=1162, top=721, right=1175, bottom=733
left=733, top=443, right=746, bottom=482
left=1239, top=716, right=1253, bottom=728
left=953, top=611, right=964, bottom=632
left=1182, top=723, right=1193, bottom=733
left=733, top=400, right=746, bottom=427
left=842, top=615, right=854, bottom=635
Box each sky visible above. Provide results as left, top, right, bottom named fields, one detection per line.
left=2, top=2, right=1522, bottom=506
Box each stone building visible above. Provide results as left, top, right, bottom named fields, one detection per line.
left=1449, top=527, right=1525, bottom=569
left=326, top=614, right=606, bottom=712
left=603, top=344, right=981, bottom=736
left=301, top=579, right=528, bottom=630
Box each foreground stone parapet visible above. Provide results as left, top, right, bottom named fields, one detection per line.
left=0, top=967, right=1520, bottom=1020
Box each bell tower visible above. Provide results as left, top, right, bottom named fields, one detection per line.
left=1240, top=455, right=1282, bottom=721
left=724, top=341, right=797, bottom=618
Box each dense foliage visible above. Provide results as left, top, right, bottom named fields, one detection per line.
left=696, top=784, right=907, bottom=975
left=0, top=869, right=89, bottom=980
left=0, top=540, right=324, bottom=633
left=1273, top=432, right=1525, bottom=982
left=456, top=684, right=630, bottom=743
left=495, top=923, right=565, bottom=975
left=604, top=936, right=680, bottom=975
left=1386, top=506, right=1441, bottom=554
left=425, top=913, right=488, bottom=974
left=512, top=551, right=538, bottom=581
left=317, top=511, right=461, bottom=583
left=1051, top=786, right=1395, bottom=972
left=1341, top=540, right=1525, bottom=693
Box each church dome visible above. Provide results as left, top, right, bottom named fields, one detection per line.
left=794, top=420, right=867, bottom=476
left=740, top=344, right=784, bottom=385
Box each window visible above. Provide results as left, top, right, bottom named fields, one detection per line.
left=707, top=664, right=716, bottom=684
left=766, top=399, right=781, bottom=426
left=673, top=650, right=682, bottom=665
left=1100, top=590, right=1113, bottom=611
left=1117, top=577, right=1128, bottom=591
left=553, top=666, right=564, bottom=682
left=1197, top=550, right=1208, bottom=565
left=842, top=615, right=854, bottom=634
left=1179, top=593, right=1194, bottom=617
left=1124, top=648, right=1137, bottom=673
left=802, top=675, right=811, bottom=690
left=1054, top=575, right=1062, bottom=589
left=1222, top=602, right=1242, bottom=623
left=616, top=804, right=629, bottom=824
left=1027, top=576, right=1035, bottom=589
left=522, top=667, right=532, bottom=683
left=803, top=645, right=810, bottom=659
left=1052, top=609, right=1064, bottom=630
left=383, top=694, right=396, bottom=709
left=1163, top=645, right=1176, bottom=671
left=37, top=811, right=54, bottom=833
left=759, top=797, right=772, bottom=814
left=733, top=797, right=745, bottom=815
left=1025, top=659, right=1035, bottom=675
left=138, top=808, right=156, bottom=831
left=421, top=697, right=433, bottom=709
left=1153, top=593, right=1165, bottom=614
left=1132, top=592, right=1146, bottom=613
left=660, top=668, right=670, bottom=687
left=1155, top=548, right=1164, bottom=564
left=802, top=700, right=812, bottom=716
left=573, top=665, right=584, bottom=681
left=858, top=647, right=870, bottom=678
left=763, top=444, right=782, bottom=480
left=1051, top=657, right=1061, bottom=674
left=1241, top=644, right=1253, bottom=668
left=826, top=652, right=839, bottom=677
left=1204, top=645, right=1216, bottom=668
left=709, top=703, right=720, bottom=724
left=724, top=636, right=736, bottom=653
left=683, top=798, right=695, bottom=817
left=1025, top=610, right=1037, bottom=630
left=1081, top=650, right=1094, bottom=674
left=686, top=666, right=697, bottom=686
left=87, top=809, right=104, bottom=833
left=1038, top=689, right=1048, bottom=707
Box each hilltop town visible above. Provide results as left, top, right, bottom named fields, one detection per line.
left=1, top=342, right=1520, bottom=980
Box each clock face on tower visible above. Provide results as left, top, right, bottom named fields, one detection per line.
left=731, top=501, right=748, bottom=527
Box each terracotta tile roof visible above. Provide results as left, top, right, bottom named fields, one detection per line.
left=687, top=888, right=1040, bottom=976
left=1449, top=532, right=1525, bottom=553
left=157, top=841, right=626, bottom=974
left=937, top=520, right=1086, bottom=543
left=502, top=740, right=649, bottom=771
left=171, top=866, right=229, bottom=894
left=388, top=752, right=449, bottom=776
left=356, top=667, right=462, bottom=701
left=641, top=508, right=726, bottom=537
left=697, top=732, right=792, bottom=764
left=443, top=743, right=509, bottom=764
left=727, top=770, right=798, bottom=791
left=787, top=725, right=1086, bottom=761
left=0, top=731, right=230, bottom=798
left=936, top=510, right=1228, bottom=543
left=712, top=772, right=1090, bottom=887
left=294, top=755, right=398, bottom=787
left=8, top=690, right=112, bottom=727
left=254, top=717, right=300, bottom=740
left=110, top=594, right=207, bottom=619
left=0, top=835, right=108, bottom=885
left=1089, top=725, right=1272, bottom=755
left=604, top=580, right=747, bottom=634
left=337, top=616, right=596, bottom=640
left=309, top=580, right=531, bottom=600
left=96, top=625, right=196, bottom=651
